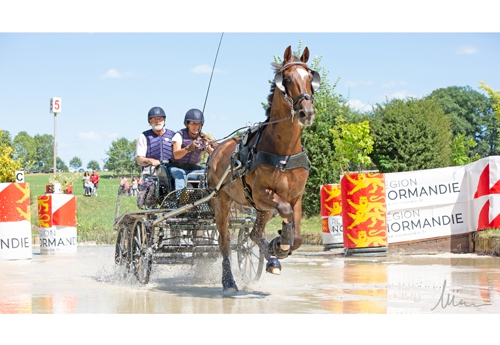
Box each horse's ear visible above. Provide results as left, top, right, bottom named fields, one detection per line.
left=301, top=47, right=310, bottom=63
left=283, top=46, right=293, bottom=63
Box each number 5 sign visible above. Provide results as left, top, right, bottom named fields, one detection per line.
left=50, top=97, right=62, bottom=114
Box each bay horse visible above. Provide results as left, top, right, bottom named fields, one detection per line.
left=206, top=45, right=320, bottom=291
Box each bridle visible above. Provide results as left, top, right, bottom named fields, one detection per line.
left=274, top=61, right=321, bottom=117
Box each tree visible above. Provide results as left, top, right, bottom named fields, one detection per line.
left=0, top=130, right=12, bottom=146
left=105, top=137, right=138, bottom=175
left=0, top=130, right=22, bottom=182
left=87, top=160, right=100, bottom=171
left=479, top=81, right=500, bottom=120
left=33, top=134, right=54, bottom=170
left=450, top=133, right=480, bottom=166
left=56, top=157, right=68, bottom=172
left=427, top=86, right=498, bottom=158
left=69, top=156, right=82, bottom=170
left=369, top=97, right=452, bottom=173
left=12, top=131, right=37, bottom=172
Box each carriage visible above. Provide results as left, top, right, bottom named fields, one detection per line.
left=114, top=45, right=319, bottom=291
left=113, top=161, right=265, bottom=285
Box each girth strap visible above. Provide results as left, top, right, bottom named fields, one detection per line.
left=246, top=149, right=311, bottom=174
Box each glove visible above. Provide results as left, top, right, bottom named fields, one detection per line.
left=186, top=141, right=198, bottom=152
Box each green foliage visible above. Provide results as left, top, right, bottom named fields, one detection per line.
left=479, top=81, right=500, bottom=120
left=48, top=171, right=81, bottom=193
left=330, top=116, right=373, bottom=173
left=0, top=131, right=23, bottom=182
left=105, top=137, right=138, bottom=175
left=450, top=133, right=480, bottom=166
left=427, top=85, right=498, bottom=158
left=87, top=160, right=100, bottom=171
left=370, top=97, right=452, bottom=173
left=33, top=134, right=54, bottom=170
left=69, top=156, right=82, bottom=169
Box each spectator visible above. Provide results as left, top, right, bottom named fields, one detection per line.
left=131, top=177, right=138, bottom=196
left=82, top=171, right=90, bottom=195
left=84, top=179, right=94, bottom=196
left=90, top=169, right=100, bottom=196
left=120, top=176, right=130, bottom=196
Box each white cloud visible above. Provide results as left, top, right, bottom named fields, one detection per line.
left=348, top=99, right=373, bottom=112
left=100, top=68, right=136, bottom=79
left=190, top=64, right=223, bottom=74
left=78, top=131, right=102, bottom=141
left=456, top=45, right=478, bottom=55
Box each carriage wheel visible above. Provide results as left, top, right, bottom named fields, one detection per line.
left=236, top=225, right=264, bottom=283
left=114, top=222, right=131, bottom=268
left=129, top=218, right=153, bottom=284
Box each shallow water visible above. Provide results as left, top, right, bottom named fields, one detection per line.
left=1, top=245, right=499, bottom=315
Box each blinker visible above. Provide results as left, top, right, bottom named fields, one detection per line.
left=274, top=69, right=321, bottom=94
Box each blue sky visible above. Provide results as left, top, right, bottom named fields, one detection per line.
left=1, top=2, right=499, bottom=169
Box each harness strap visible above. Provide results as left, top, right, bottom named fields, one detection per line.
left=247, top=149, right=311, bottom=174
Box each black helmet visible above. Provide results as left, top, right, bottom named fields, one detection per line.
left=184, top=108, right=204, bottom=126
left=148, top=107, right=166, bottom=121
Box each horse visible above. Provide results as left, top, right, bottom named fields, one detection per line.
left=206, top=45, right=320, bottom=292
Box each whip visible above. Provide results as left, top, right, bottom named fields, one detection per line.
left=202, top=32, right=224, bottom=114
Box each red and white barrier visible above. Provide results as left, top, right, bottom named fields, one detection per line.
left=0, top=183, right=32, bottom=260
left=37, top=194, right=77, bottom=254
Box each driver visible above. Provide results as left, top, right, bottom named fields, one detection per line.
left=168, top=108, right=217, bottom=189
left=135, top=106, right=175, bottom=170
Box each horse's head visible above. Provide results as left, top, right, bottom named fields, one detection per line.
left=273, top=46, right=320, bottom=127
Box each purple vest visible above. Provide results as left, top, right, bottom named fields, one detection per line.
left=171, top=128, right=202, bottom=165
left=144, top=128, right=175, bottom=162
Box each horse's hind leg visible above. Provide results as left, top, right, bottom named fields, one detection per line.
left=213, top=192, right=238, bottom=292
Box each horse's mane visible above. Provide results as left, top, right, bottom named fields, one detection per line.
left=265, top=55, right=302, bottom=118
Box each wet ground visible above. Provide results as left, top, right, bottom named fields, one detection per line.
left=1, top=244, right=499, bottom=314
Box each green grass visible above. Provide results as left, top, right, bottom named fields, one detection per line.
left=24, top=172, right=323, bottom=245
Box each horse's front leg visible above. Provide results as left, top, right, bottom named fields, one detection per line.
left=253, top=189, right=297, bottom=275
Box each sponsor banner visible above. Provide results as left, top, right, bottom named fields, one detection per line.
left=387, top=203, right=469, bottom=243
left=0, top=220, right=32, bottom=260
left=385, top=165, right=467, bottom=211
left=385, top=156, right=500, bottom=243
left=39, top=226, right=77, bottom=254
left=341, top=173, right=387, bottom=248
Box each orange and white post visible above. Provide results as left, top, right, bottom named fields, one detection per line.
left=37, top=194, right=77, bottom=254
left=0, top=182, right=32, bottom=260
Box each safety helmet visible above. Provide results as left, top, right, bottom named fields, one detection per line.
left=184, top=108, right=204, bottom=127
left=148, top=106, right=166, bottom=122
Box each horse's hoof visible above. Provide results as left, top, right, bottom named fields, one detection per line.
left=266, top=257, right=281, bottom=275
left=223, top=286, right=238, bottom=293
left=222, top=279, right=238, bottom=292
